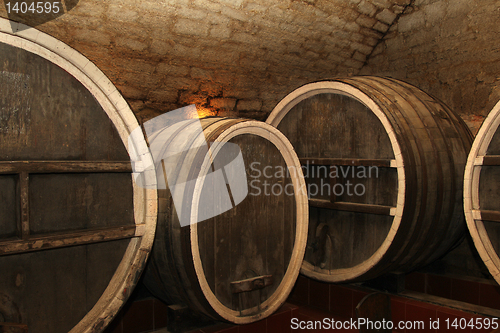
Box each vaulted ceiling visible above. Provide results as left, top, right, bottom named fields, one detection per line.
left=0, top=0, right=416, bottom=121
left=4, top=0, right=497, bottom=134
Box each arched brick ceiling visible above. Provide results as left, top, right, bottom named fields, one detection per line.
left=1, top=0, right=411, bottom=122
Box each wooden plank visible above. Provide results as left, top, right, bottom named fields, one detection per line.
left=309, top=199, right=395, bottom=216
left=0, top=161, right=132, bottom=174
left=355, top=293, right=391, bottom=333
left=231, top=134, right=271, bottom=311
left=0, top=176, right=17, bottom=238
left=474, top=210, right=500, bottom=223
left=262, top=134, right=285, bottom=310
left=0, top=34, right=154, bottom=333
left=300, top=157, right=395, bottom=167
left=0, top=224, right=142, bottom=255
left=329, top=172, right=339, bottom=203
left=230, top=275, right=274, bottom=294
left=20, top=172, right=30, bottom=240
left=29, top=173, right=135, bottom=234
left=479, top=155, right=500, bottom=166
left=0, top=322, right=28, bottom=332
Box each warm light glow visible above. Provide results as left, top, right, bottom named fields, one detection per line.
left=195, top=106, right=216, bottom=118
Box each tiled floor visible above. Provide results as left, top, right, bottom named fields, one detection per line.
left=105, top=298, right=170, bottom=333
left=405, top=272, right=500, bottom=310
left=179, top=297, right=497, bottom=333
left=183, top=303, right=356, bottom=333
left=109, top=273, right=500, bottom=333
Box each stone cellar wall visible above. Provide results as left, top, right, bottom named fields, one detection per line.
left=1, top=0, right=412, bottom=123
left=360, top=0, right=500, bottom=135
left=1, top=1, right=497, bottom=130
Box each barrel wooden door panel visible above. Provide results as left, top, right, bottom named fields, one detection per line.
left=465, top=100, right=500, bottom=284
left=267, top=76, right=472, bottom=282
left=0, top=19, right=156, bottom=333
left=143, top=118, right=308, bottom=324
left=277, top=93, right=398, bottom=273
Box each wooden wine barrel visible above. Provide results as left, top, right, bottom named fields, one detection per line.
left=266, top=76, right=473, bottom=282
left=464, top=100, right=500, bottom=284
left=0, top=19, right=157, bottom=333
left=143, top=117, right=308, bottom=324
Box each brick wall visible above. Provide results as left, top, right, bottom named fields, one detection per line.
left=360, top=0, right=500, bottom=134
left=1, top=0, right=410, bottom=123
left=2, top=1, right=498, bottom=129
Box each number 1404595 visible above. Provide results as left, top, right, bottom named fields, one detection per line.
left=445, top=317, right=498, bottom=330
left=5, top=2, right=60, bottom=14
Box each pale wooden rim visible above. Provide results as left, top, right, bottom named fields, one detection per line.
left=190, top=120, right=309, bottom=323
left=266, top=81, right=405, bottom=282
left=0, top=18, right=157, bottom=332
left=464, top=100, right=500, bottom=283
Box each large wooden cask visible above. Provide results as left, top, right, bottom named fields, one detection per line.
left=266, top=76, right=472, bottom=282
left=143, top=117, right=308, bottom=324
left=0, top=19, right=156, bottom=332
left=464, top=100, right=500, bottom=284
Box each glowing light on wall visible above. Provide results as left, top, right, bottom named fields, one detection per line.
left=195, top=106, right=216, bottom=118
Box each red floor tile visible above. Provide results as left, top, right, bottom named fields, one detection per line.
left=391, top=297, right=406, bottom=323
left=266, top=309, right=292, bottom=333
left=436, top=307, right=474, bottom=333
left=293, top=305, right=332, bottom=321
left=309, top=279, right=330, bottom=311
left=278, top=302, right=299, bottom=313
left=479, top=283, right=500, bottom=310
left=405, top=272, right=426, bottom=293
left=238, top=318, right=266, bottom=333
left=450, top=278, right=480, bottom=305
left=426, top=274, right=452, bottom=299
left=330, top=285, right=353, bottom=319
left=288, top=275, right=309, bottom=306
left=216, top=326, right=239, bottom=333
left=352, top=289, right=369, bottom=315
left=153, top=299, right=169, bottom=329
left=121, top=299, right=154, bottom=333
left=404, top=300, right=438, bottom=333
left=200, top=323, right=239, bottom=333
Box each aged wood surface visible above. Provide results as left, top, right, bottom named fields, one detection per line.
left=355, top=293, right=392, bottom=333
left=143, top=119, right=308, bottom=324
left=300, top=158, right=395, bottom=167
left=477, top=155, right=500, bottom=166
left=230, top=275, right=274, bottom=294
left=0, top=31, right=154, bottom=333
left=0, top=322, right=29, bottom=333
left=19, top=172, right=29, bottom=240
left=0, top=225, right=142, bottom=255
left=0, top=161, right=132, bottom=174
left=465, top=99, right=500, bottom=284
left=267, top=76, right=472, bottom=282
left=309, top=198, right=395, bottom=216
left=475, top=210, right=500, bottom=223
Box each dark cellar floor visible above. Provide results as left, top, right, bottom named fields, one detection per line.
left=106, top=272, right=500, bottom=333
